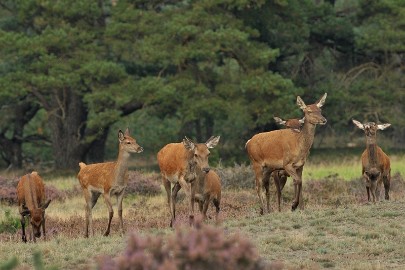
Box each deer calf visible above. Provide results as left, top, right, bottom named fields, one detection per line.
left=158, top=136, right=220, bottom=227
left=77, top=128, right=143, bottom=237
left=352, top=120, right=391, bottom=202
left=17, top=171, right=51, bottom=243
left=194, top=170, right=221, bottom=223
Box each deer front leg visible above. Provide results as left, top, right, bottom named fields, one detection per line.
left=189, top=182, right=197, bottom=226
left=20, top=215, right=27, bottom=243
left=252, top=163, right=266, bottom=215
left=103, top=193, right=114, bottom=236
left=117, top=192, right=125, bottom=236
left=163, top=178, right=172, bottom=227
left=42, top=214, right=46, bottom=241
left=170, top=183, right=181, bottom=228
left=383, top=171, right=390, bottom=200
left=263, top=168, right=272, bottom=214
left=284, top=164, right=301, bottom=211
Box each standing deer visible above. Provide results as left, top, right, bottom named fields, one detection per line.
left=77, top=128, right=143, bottom=237
left=352, top=120, right=391, bottom=202
left=157, top=136, right=220, bottom=227
left=194, top=170, right=221, bottom=223
left=17, top=171, right=51, bottom=243
left=246, top=93, right=327, bottom=213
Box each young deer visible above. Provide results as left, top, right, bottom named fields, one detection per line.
left=352, top=120, right=391, bottom=202
left=77, top=128, right=143, bottom=237
left=194, top=170, right=221, bottom=223
left=157, top=136, right=220, bottom=227
left=17, top=171, right=51, bottom=243
left=272, top=116, right=305, bottom=212
left=246, top=93, right=327, bottom=213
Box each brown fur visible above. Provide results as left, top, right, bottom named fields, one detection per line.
left=16, top=171, right=51, bottom=243
left=77, top=128, right=143, bottom=237
left=195, top=170, right=221, bottom=223
left=157, top=136, right=220, bottom=227
left=246, top=94, right=327, bottom=213
left=353, top=120, right=391, bottom=202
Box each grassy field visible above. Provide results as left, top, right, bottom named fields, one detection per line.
left=1, top=153, right=405, bottom=269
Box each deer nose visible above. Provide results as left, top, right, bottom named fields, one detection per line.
left=202, top=168, right=210, bottom=174
left=321, top=118, right=327, bottom=125
left=137, top=146, right=144, bottom=153
left=35, top=232, right=41, bottom=238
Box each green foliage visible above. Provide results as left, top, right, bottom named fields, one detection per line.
left=0, top=257, right=18, bottom=270
left=0, top=210, right=20, bottom=234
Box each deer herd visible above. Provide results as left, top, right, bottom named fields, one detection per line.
left=15, top=93, right=394, bottom=242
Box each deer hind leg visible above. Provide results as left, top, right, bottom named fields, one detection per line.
left=273, top=171, right=283, bottom=212
left=263, top=168, right=272, bottom=214
left=103, top=193, right=114, bottom=236
left=82, top=189, right=93, bottom=238
left=42, top=213, right=46, bottom=241
left=170, top=183, right=181, bottom=228
left=202, top=195, right=211, bottom=221
left=252, top=163, right=266, bottom=215
left=213, top=197, right=220, bottom=224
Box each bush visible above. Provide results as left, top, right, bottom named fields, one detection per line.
left=97, top=221, right=276, bottom=270
left=126, top=171, right=161, bottom=196
left=215, top=163, right=255, bottom=190
left=0, top=210, right=20, bottom=234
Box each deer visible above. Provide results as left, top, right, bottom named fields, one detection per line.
left=272, top=116, right=305, bottom=212
left=246, top=93, right=327, bottom=214
left=194, top=170, right=221, bottom=223
left=352, top=120, right=391, bottom=202
left=77, top=128, right=143, bottom=237
left=157, top=136, right=220, bottom=227
left=17, top=171, right=51, bottom=243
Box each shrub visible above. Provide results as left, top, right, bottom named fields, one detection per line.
left=97, top=220, right=276, bottom=270
left=126, top=171, right=161, bottom=196
left=0, top=210, right=20, bottom=234
left=215, top=163, right=255, bottom=190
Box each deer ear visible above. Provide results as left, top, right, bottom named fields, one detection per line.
left=118, top=130, right=125, bottom=142
left=124, top=127, right=130, bottom=136
left=41, top=199, right=51, bottom=210
left=316, top=93, right=327, bottom=108
left=352, top=119, right=364, bottom=130
left=206, top=136, right=220, bottom=149
left=296, top=96, right=307, bottom=110
left=273, top=117, right=286, bottom=125
left=299, top=117, right=305, bottom=124
left=377, top=123, right=391, bottom=130
left=183, top=136, right=195, bottom=151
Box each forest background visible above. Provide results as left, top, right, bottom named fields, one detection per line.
left=0, top=0, right=404, bottom=172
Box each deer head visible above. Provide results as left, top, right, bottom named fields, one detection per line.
left=118, top=128, right=143, bottom=154
left=21, top=199, right=51, bottom=238
left=183, top=136, right=220, bottom=174
left=297, top=93, right=327, bottom=125
left=274, top=116, right=305, bottom=133
left=352, top=120, right=391, bottom=137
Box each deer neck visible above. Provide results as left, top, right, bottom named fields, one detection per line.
left=114, top=150, right=130, bottom=186
left=297, top=120, right=317, bottom=157
left=365, top=136, right=378, bottom=167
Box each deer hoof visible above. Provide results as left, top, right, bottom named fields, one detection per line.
left=103, top=231, right=110, bottom=237
left=291, top=202, right=299, bottom=211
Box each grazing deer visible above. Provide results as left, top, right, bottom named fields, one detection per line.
left=157, top=136, right=220, bottom=227
left=246, top=93, right=327, bottom=213
left=352, top=120, right=391, bottom=202
left=17, top=171, right=51, bottom=243
left=77, top=128, right=143, bottom=237
left=272, top=116, right=305, bottom=212
left=194, top=170, right=221, bottom=223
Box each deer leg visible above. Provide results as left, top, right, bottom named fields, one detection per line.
left=102, top=193, right=114, bottom=236
left=20, top=215, right=27, bottom=243
left=383, top=171, right=391, bottom=200
left=163, top=178, right=172, bottom=227
left=370, top=181, right=377, bottom=203
left=30, top=218, right=35, bottom=243
left=189, top=182, right=197, bottom=226
left=117, top=192, right=125, bottom=236
left=252, top=163, right=266, bottom=215
left=170, top=183, right=181, bottom=228
left=274, top=172, right=282, bottom=212
left=42, top=213, right=46, bottom=241
left=202, top=195, right=210, bottom=221
left=82, top=189, right=93, bottom=238
left=213, top=198, right=220, bottom=224
left=263, top=168, right=272, bottom=213
left=284, top=164, right=301, bottom=211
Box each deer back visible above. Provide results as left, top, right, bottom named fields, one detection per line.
left=17, top=171, right=45, bottom=210
left=77, top=161, right=118, bottom=191
left=246, top=129, right=301, bottom=168
left=157, top=143, right=191, bottom=179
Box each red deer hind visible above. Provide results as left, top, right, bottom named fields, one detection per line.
left=157, top=136, right=220, bottom=227
left=352, top=120, right=391, bottom=202
left=77, top=128, right=143, bottom=237
left=17, top=171, right=51, bottom=243
left=246, top=93, right=327, bottom=213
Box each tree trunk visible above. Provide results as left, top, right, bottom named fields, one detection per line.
left=86, top=127, right=109, bottom=163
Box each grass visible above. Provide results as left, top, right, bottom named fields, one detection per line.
left=1, top=154, right=405, bottom=269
